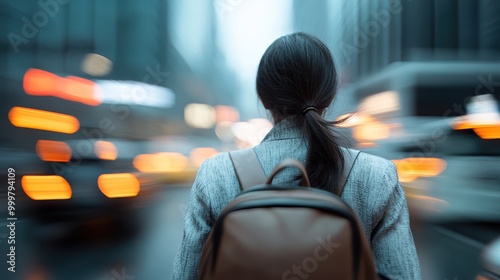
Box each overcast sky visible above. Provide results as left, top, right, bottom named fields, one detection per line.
left=216, top=0, right=293, bottom=119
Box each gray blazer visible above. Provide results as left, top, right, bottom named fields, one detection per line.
left=173, top=118, right=421, bottom=279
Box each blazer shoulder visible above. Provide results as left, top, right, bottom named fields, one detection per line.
left=356, top=151, right=395, bottom=169
left=196, top=152, right=235, bottom=184
left=347, top=150, right=399, bottom=192
left=193, top=151, right=240, bottom=196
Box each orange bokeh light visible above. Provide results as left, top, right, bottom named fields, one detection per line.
left=392, top=158, right=447, bottom=183
left=352, top=117, right=391, bottom=142
left=36, top=140, right=72, bottom=162
left=473, top=126, right=500, bottom=139
left=452, top=116, right=500, bottom=140
left=8, top=106, right=80, bottom=134
left=190, top=147, right=219, bottom=167
left=133, top=152, right=188, bottom=173
left=215, top=105, right=239, bottom=123
left=94, top=141, right=118, bottom=160
left=23, top=68, right=101, bottom=106
left=21, top=175, right=72, bottom=200
left=98, top=173, right=140, bottom=198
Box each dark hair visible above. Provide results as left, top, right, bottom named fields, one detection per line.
left=256, top=32, right=345, bottom=191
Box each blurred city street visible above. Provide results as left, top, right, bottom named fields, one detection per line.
left=0, top=184, right=190, bottom=280
left=1, top=0, right=500, bottom=279
left=0, top=183, right=499, bottom=280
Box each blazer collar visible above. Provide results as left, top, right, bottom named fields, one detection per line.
left=262, top=117, right=303, bottom=142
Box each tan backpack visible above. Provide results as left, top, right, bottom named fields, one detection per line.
left=198, top=148, right=380, bottom=280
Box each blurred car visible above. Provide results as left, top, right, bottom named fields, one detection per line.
left=340, top=62, right=500, bottom=222
left=340, top=62, right=500, bottom=278
left=356, top=114, right=500, bottom=222
left=478, top=237, right=500, bottom=279
left=1, top=69, right=206, bottom=226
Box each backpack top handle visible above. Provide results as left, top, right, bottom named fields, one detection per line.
left=265, top=158, right=310, bottom=187
left=230, top=147, right=361, bottom=196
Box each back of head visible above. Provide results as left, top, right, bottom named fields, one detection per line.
left=256, top=32, right=344, bottom=190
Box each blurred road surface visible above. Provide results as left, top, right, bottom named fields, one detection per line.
left=0, top=185, right=191, bottom=280
left=1, top=184, right=499, bottom=280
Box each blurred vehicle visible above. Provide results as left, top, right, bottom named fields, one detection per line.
left=478, top=237, right=500, bottom=279
left=340, top=62, right=500, bottom=278
left=0, top=68, right=211, bottom=225
left=340, top=62, right=500, bottom=222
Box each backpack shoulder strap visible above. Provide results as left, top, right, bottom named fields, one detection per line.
left=229, top=148, right=267, bottom=190
left=229, top=147, right=361, bottom=194
left=336, top=149, right=361, bottom=196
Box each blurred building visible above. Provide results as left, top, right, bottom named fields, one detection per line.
left=0, top=0, right=239, bottom=146
left=166, top=0, right=240, bottom=134
left=0, top=0, right=176, bottom=147
left=339, top=0, right=500, bottom=81
left=293, top=0, right=500, bottom=118
left=0, top=0, right=168, bottom=82
left=292, top=0, right=356, bottom=119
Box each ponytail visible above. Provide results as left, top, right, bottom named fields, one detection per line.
left=302, top=110, right=345, bottom=191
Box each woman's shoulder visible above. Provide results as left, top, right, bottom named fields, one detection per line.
left=350, top=150, right=399, bottom=193
left=198, top=151, right=232, bottom=172
left=195, top=152, right=238, bottom=188
left=342, top=149, right=402, bottom=232
left=349, top=149, right=397, bottom=179
left=343, top=149, right=400, bottom=203
left=191, top=152, right=241, bottom=212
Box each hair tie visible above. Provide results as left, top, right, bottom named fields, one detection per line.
left=301, top=106, right=317, bottom=116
